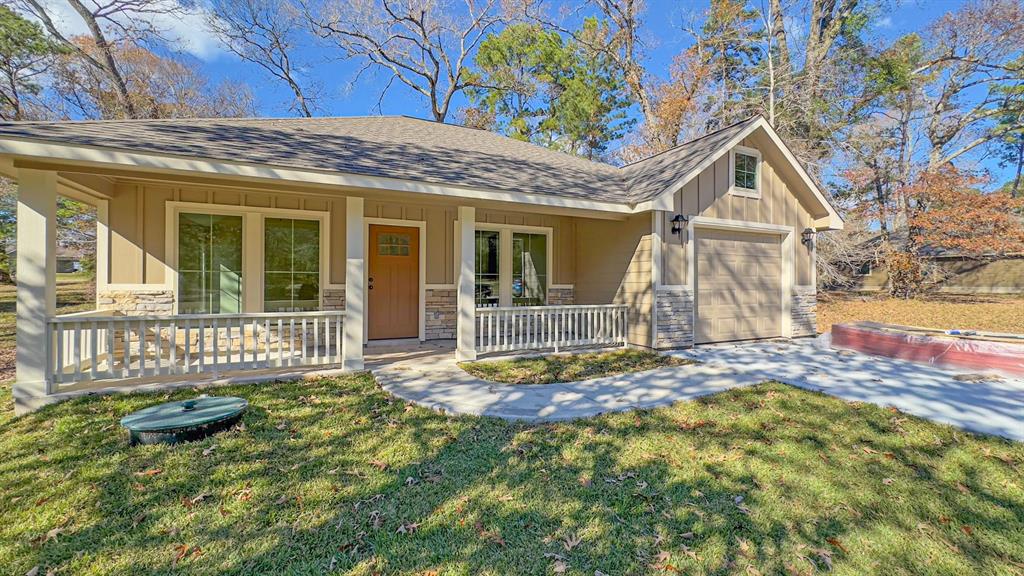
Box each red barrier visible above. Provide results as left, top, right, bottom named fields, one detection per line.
left=831, top=323, right=1024, bottom=376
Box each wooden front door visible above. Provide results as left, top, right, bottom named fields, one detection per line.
left=368, top=224, right=419, bottom=339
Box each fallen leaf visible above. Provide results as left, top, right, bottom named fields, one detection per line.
left=25, top=567, right=39, bottom=576
left=396, top=521, right=420, bottom=535
left=562, top=532, right=582, bottom=552
left=552, top=560, right=569, bottom=574
left=961, top=525, right=974, bottom=536
left=826, top=537, right=848, bottom=554
left=882, top=478, right=895, bottom=485
left=369, top=459, right=389, bottom=471
left=134, top=468, right=163, bottom=477
left=202, top=445, right=217, bottom=457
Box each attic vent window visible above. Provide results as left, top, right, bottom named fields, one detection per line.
left=729, top=146, right=762, bottom=198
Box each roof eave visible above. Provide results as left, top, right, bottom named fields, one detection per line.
left=0, top=135, right=640, bottom=216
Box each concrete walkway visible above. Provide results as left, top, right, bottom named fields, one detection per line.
left=372, top=339, right=1024, bottom=441
left=674, top=337, right=1024, bottom=441
left=372, top=347, right=761, bottom=422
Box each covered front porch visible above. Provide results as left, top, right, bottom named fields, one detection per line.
left=11, top=169, right=645, bottom=413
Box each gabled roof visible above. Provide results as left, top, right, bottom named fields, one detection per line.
left=0, top=114, right=841, bottom=227
left=623, top=116, right=760, bottom=203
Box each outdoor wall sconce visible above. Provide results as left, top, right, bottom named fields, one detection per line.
left=670, top=213, right=688, bottom=235
left=801, top=227, right=815, bottom=247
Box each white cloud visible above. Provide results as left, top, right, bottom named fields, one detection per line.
left=26, top=0, right=226, bottom=60
left=875, top=16, right=893, bottom=28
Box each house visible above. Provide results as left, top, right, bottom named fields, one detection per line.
left=842, top=234, right=1024, bottom=294
left=0, top=115, right=842, bottom=414
left=7, top=245, right=84, bottom=275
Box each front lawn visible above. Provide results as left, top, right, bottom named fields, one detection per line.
left=460, top=348, right=693, bottom=385
left=818, top=292, right=1024, bottom=335
left=2, top=375, right=1021, bottom=575
left=0, top=274, right=95, bottom=381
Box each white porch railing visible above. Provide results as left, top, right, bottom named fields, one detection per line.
left=475, top=304, right=628, bottom=354
left=48, top=310, right=345, bottom=385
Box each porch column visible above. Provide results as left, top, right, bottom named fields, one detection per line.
left=14, top=169, right=57, bottom=408
left=456, top=206, right=476, bottom=361
left=343, top=196, right=365, bottom=370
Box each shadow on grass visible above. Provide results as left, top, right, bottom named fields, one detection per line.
left=1, top=378, right=1021, bottom=575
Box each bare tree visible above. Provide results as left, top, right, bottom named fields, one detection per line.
left=207, top=0, right=317, bottom=117
left=52, top=38, right=255, bottom=119
left=918, top=0, right=1024, bottom=168
left=304, top=0, right=507, bottom=122
left=15, top=0, right=189, bottom=119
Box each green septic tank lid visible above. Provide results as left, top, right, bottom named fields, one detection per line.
left=121, top=396, right=248, bottom=433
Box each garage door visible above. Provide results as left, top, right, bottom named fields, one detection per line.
left=695, top=229, right=782, bottom=343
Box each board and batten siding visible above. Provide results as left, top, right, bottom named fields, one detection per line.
left=575, top=214, right=652, bottom=346
left=107, top=181, right=345, bottom=286
left=660, top=130, right=817, bottom=287
left=105, top=180, right=578, bottom=291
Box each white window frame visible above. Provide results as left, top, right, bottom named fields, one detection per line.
left=166, top=201, right=331, bottom=314
left=729, top=145, right=762, bottom=199
left=454, top=221, right=554, bottom=307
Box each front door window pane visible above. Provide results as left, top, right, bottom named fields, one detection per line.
left=264, top=218, right=320, bottom=311
left=512, top=232, right=547, bottom=306
left=475, top=230, right=500, bottom=307
left=177, top=213, right=243, bottom=314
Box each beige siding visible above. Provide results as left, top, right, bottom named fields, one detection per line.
left=662, top=132, right=817, bottom=287
left=575, top=214, right=652, bottom=346
left=108, top=180, right=578, bottom=292
left=108, top=181, right=344, bottom=287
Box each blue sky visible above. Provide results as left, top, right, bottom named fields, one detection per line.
left=38, top=0, right=1009, bottom=181
left=192, top=0, right=971, bottom=119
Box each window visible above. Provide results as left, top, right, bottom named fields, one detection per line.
left=378, top=232, right=411, bottom=256
left=475, top=230, right=500, bottom=307
left=512, top=232, right=547, bottom=306
left=264, top=218, right=320, bottom=312
left=177, top=213, right=243, bottom=314
left=464, top=226, right=550, bottom=308
left=729, top=146, right=761, bottom=198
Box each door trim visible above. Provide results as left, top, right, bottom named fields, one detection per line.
left=363, top=218, right=426, bottom=342
left=686, top=216, right=793, bottom=340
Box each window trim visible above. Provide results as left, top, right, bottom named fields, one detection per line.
left=728, top=145, right=762, bottom=199
left=166, top=201, right=331, bottom=314
left=454, top=221, right=554, bottom=307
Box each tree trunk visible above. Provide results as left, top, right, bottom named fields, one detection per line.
left=1013, top=137, right=1023, bottom=198
left=67, top=0, right=138, bottom=118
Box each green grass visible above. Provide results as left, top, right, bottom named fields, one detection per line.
left=460, top=349, right=694, bottom=385
left=1, top=375, right=1021, bottom=575
left=0, top=275, right=95, bottom=381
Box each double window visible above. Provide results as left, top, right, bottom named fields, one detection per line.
left=471, top=227, right=549, bottom=308
left=177, top=211, right=321, bottom=314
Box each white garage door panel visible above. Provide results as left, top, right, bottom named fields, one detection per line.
left=695, top=230, right=782, bottom=344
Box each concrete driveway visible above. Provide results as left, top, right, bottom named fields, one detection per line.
left=673, top=337, right=1024, bottom=441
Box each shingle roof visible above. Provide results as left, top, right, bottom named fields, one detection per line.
left=0, top=115, right=756, bottom=206
left=623, top=117, right=759, bottom=202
